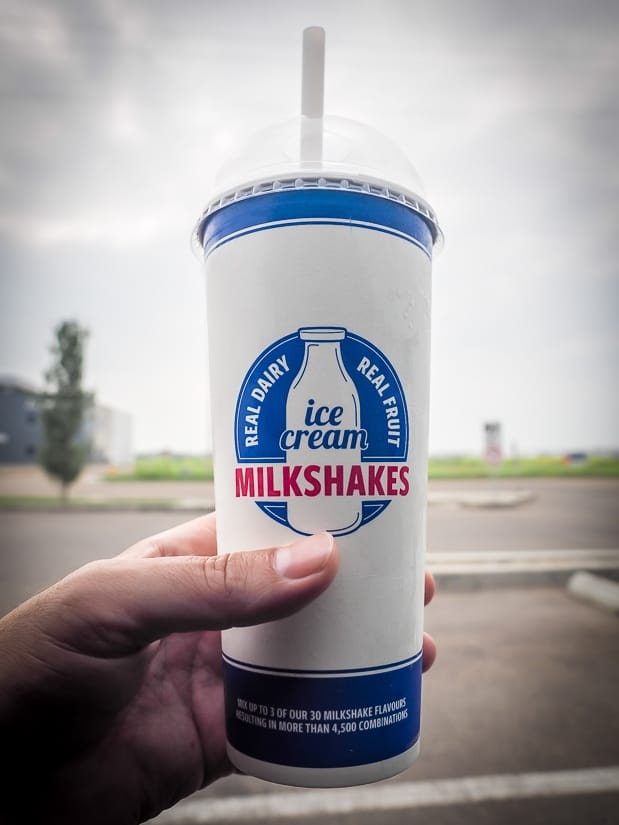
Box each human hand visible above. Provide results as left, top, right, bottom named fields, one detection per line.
left=0, top=513, right=436, bottom=824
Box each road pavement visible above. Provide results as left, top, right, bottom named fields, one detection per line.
left=1, top=478, right=618, bottom=614
left=2, top=466, right=619, bottom=555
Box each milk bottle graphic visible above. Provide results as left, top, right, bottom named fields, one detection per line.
left=284, top=327, right=364, bottom=535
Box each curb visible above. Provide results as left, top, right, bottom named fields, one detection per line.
left=1, top=492, right=533, bottom=513
left=0, top=500, right=215, bottom=513
left=428, top=490, right=535, bottom=508
left=429, top=549, right=619, bottom=590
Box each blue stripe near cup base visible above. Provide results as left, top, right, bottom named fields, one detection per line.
left=223, top=655, right=422, bottom=769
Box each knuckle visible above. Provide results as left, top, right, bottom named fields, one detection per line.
left=200, top=552, right=248, bottom=601
left=141, top=536, right=166, bottom=558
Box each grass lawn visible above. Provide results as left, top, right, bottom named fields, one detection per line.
left=106, top=455, right=215, bottom=481
left=104, top=454, right=619, bottom=481
left=428, top=455, right=619, bottom=478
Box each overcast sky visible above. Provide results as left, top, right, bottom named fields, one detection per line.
left=1, top=0, right=617, bottom=456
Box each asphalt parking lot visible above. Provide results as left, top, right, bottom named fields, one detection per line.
left=148, top=580, right=619, bottom=825
left=1, top=477, right=618, bottom=824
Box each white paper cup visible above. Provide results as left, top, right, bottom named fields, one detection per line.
left=196, top=170, right=440, bottom=786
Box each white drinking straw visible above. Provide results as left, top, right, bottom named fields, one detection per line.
left=301, top=26, right=325, bottom=165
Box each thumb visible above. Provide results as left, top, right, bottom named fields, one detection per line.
left=46, top=532, right=339, bottom=654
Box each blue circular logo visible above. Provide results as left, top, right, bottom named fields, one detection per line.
left=234, top=327, right=409, bottom=535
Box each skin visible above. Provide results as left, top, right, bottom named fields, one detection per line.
left=0, top=514, right=437, bottom=825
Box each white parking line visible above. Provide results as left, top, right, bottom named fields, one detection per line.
left=153, top=766, right=619, bottom=823
left=427, top=548, right=619, bottom=575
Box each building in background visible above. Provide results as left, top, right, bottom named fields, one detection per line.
left=0, top=375, right=133, bottom=466
left=0, top=376, right=40, bottom=463
left=86, top=403, right=133, bottom=466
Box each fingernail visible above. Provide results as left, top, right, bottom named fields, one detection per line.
left=273, top=532, right=334, bottom=579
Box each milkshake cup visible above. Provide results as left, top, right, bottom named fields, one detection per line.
left=194, top=27, right=441, bottom=787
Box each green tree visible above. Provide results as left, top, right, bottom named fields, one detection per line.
left=39, top=321, right=93, bottom=499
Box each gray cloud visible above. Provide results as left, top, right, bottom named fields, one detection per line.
left=1, top=0, right=617, bottom=453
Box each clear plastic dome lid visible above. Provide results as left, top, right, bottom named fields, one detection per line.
left=215, top=114, right=428, bottom=200
left=195, top=28, right=441, bottom=247
left=197, top=115, right=441, bottom=245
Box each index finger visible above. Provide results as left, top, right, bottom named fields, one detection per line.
left=120, top=512, right=218, bottom=559
left=124, top=520, right=437, bottom=611
left=425, top=570, right=436, bottom=606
